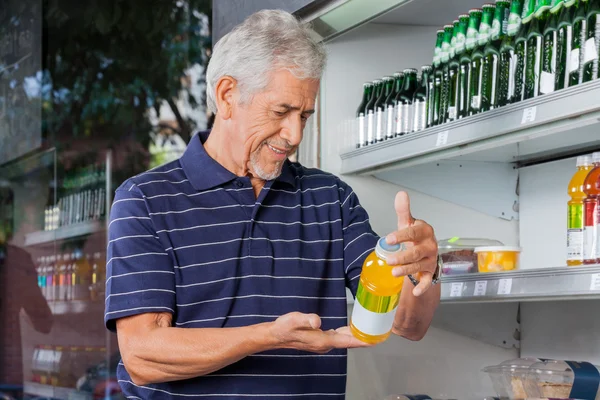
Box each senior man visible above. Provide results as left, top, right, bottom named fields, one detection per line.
left=105, top=9, right=441, bottom=399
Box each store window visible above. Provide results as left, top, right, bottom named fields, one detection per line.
left=0, top=1, right=211, bottom=399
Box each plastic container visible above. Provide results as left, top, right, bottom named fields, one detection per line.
left=475, top=246, right=521, bottom=273
left=483, top=357, right=541, bottom=399
left=438, top=238, right=503, bottom=275
left=524, top=359, right=600, bottom=400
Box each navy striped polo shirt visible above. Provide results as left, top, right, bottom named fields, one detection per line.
left=105, top=130, right=379, bottom=399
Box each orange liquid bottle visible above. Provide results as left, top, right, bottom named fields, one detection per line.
left=583, top=152, right=600, bottom=264
left=567, top=155, right=593, bottom=266
left=350, top=238, right=405, bottom=344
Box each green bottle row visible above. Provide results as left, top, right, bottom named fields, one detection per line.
left=355, top=0, right=600, bottom=149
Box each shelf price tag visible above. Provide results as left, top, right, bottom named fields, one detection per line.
left=449, top=282, right=464, bottom=297
left=474, top=281, right=488, bottom=296
left=436, top=130, right=449, bottom=147
left=521, top=106, right=537, bottom=124
left=497, top=278, right=513, bottom=295
left=590, top=273, right=600, bottom=291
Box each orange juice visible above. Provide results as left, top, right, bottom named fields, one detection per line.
left=350, top=238, right=404, bottom=344
left=583, top=152, right=600, bottom=264
left=567, top=155, right=593, bottom=266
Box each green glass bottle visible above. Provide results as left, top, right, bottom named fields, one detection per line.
left=385, top=72, right=404, bottom=140
left=431, top=30, right=445, bottom=126
left=482, top=0, right=511, bottom=111
left=426, top=69, right=436, bottom=127
left=356, top=82, right=373, bottom=148
left=444, top=20, right=460, bottom=122
left=584, top=0, right=600, bottom=81
left=459, top=9, right=483, bottom=118
left=448, top=14, right=470, bottom=121
left=538, top=0, right=564, bottom=95
left=450, top=19, right=461, bottom=60
left=556, top=0, right=577, bottom=89
left=365, top=79, right=382, bottom=145
left=394, top=69, right=418, bottom=136
left=499, top=0, right=524, bottom=106
left=471, top=3, right=497, bottom=114
left=570, top=0, right=589, bottom=86
left=524, top=0, right=552, bottom=99
left=413, top=65, right=433, bottom=132
left=514, top=0, right=537, bottom=102
left=374, top=76, right=393, bottom=143
left=438, top=24, right=455, bottom=124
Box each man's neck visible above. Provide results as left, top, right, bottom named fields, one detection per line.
left=204, top=124, right=266, bottom=197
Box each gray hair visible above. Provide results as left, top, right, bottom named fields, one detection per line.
left=206, top=9, right=327, bottom=114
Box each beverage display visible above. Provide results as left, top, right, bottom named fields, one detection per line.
left=567, top=155, right=594, bottom=265
left=350, top=238, right=405, bottom=344
left=482, top=0, right=511, bottom=111
left=394, top=68, right=418, bottom=136
left=413, top=66, right=432, bottom=132
left=583, top=152, right=600, bottom=264
left=355, top=82, right=373, bottom=148
left=471, top=4, right=497, bottom=114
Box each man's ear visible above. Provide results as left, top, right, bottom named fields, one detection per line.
left=214, top=76, right=237, bottom=119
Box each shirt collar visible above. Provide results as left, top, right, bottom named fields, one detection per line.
left=180, top=130, right=296, bottom=191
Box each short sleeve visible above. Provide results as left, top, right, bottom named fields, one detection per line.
left=339, top=181, right=379, bottom=297
left=104, top=184, right=175, bottom=331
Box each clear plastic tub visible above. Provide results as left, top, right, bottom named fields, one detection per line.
left=524, top=360, right=600, bottom=400
left=475, top=246, right=521, bottom=273
left=483, top=357, right=541, bottom=399
left=438, top=238, right=503, bottom=275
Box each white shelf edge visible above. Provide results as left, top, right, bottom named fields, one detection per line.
left=24, top=220, right=105, bottom=247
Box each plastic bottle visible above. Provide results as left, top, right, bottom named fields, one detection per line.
left=567, top=155, right=593, bottom=265
left=583, top=151, right=600, bottom=264
left=350, top=238, right=405, bottom=344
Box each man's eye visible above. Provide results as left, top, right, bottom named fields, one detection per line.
left=301, top=115, right=308, bottom=122
left=274, top=111, right=287, bottom=117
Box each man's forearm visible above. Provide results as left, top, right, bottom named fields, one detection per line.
left=118, top=317, right=277, bottom=385
left=392, top=278, right=440, bottom=341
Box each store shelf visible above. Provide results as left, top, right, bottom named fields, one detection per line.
left=440, top=265, right=600, bottom=303
left=340, top=80, right=600, bottom=176
left=24, top=221, right=105, bottom=247
left=23, top=381, right=91, bottom=400
left=50, top=300, right=105, bottom=315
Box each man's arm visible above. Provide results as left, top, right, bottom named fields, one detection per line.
left=117, top=311, right=370, bottom=385
left=392, top=278, right=440, bottom=341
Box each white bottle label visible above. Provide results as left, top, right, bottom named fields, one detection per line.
left=413, top=100, right=427, bottom=132
left=375, top=108, right=385, bottom=142
left=584, top=37, right=599, bottom=64
left=385, top=104, right=395, bottom=139
left=357, top=115, right=365, bottom=147
left=447, top=106, right=457, bottom=121
left=471, top=95, right=481, bottom=109
left=567, top=229, right=584, bottom=261
left=508, top=52, right=517, bottom=99
left=583, top=226, right=597, bottom=261
left=367, top=111, right=374, bottom=144
left=400, top=103, right=413, bottom=134
left=351, top=300, right=397, bottom=336
left=570, top=48, right=580, bottom=73
left=540, top=71, right=556, bottom=94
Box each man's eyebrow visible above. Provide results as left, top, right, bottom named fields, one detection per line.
left=277, top=103, right=315, bottom=115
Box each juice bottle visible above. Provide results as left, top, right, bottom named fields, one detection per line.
left=567, top=155, right=593, bottom=266
left=583, top=152, right=600, bottom=264
left=350, top=238, right=405, bottom=344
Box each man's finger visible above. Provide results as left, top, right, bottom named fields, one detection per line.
left=387, top=242, right=436, bottom=266
left=391, top=256, right=436, bottom=276
left=386, top=223, right=434, bottom=246
left=331, top=327, right=374, bottom=348
left=394, top=191, right=415, bottom=233
left=285, top=312, right=321, bottom=330
left=412, top=272, right=433, bottom=297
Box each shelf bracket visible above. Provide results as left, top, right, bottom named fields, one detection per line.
left=373, top=160, right=519, bottom=220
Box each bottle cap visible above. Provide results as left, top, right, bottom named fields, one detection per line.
left=393, top=71, right=404, bottom=77
left=592, top=152, right=600, bottom=163
left=372, top=79, right=382, bottom=84
left=483, top=3, right=497, bottom=9
left=363, top=82, right=372, bottom=86
left=375, top=237, right=404, bottom=261
left=403, top=68, right=418, bottom=74
left=437, top=29, right=444, bottom=33
left=576, top=155, right=592, bottom=167
left=444, top=24, right=454, bottom=29
left=469, top=8, right=483, bottom=13
left=459, top=14, right=470, bottom=18
left=383, top=76, right=394, bottom=81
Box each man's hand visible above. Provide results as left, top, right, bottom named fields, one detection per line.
left=385, top=191, right=438, bottom=297
left=269, top=312, right=373, bottom=353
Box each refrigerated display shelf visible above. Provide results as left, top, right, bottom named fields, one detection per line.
left=50, top=300, right=105, bottom=315
left=25, top=221, right=105, bottom=247
left=340, top=80, right=600, bottom=175
left=23, top=381, right=91, bottom=400
left=440, top=265, right=600, bottom=303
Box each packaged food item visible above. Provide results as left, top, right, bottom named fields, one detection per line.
left=350, top=238, right=405, bottom=344
left=524, top=360, right=600, bottom=400
left=438, top=237, right=503, bottom=275
left=475, top=246, right=521, bottom=272
left=483, top=357, right=541, bottom=399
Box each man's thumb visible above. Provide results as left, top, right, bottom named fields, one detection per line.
left=395, top=191, right=414, bottom=230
